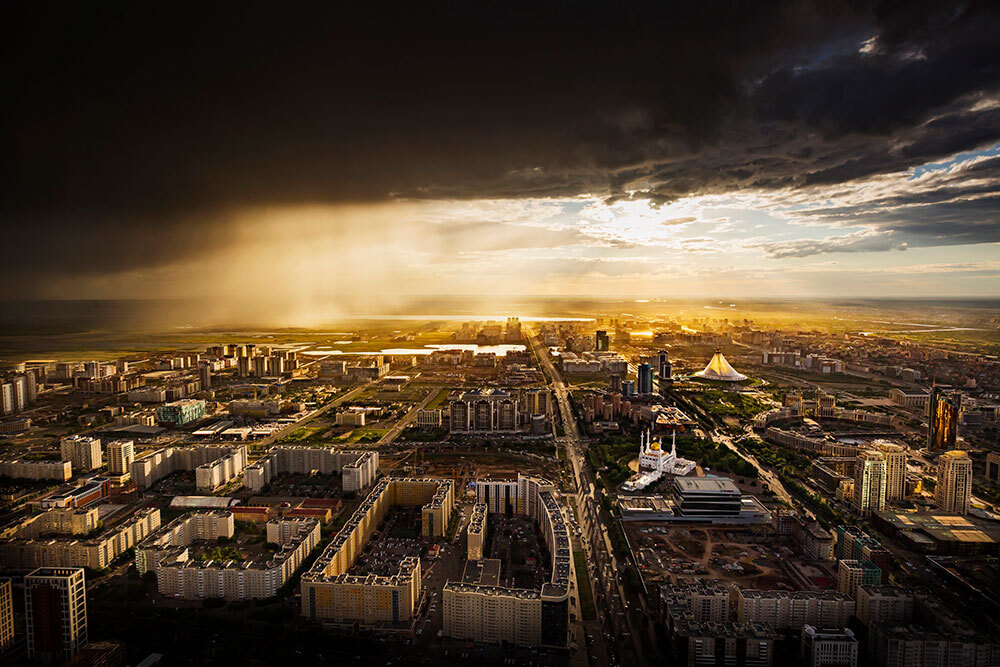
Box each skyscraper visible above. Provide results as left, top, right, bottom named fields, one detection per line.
left=853, top=451, right=887, bottom=517
left=928, top=385, right=961, bottom=451
left=935, top=450, right=973, bottom=515
left=595, top=330, right=609, bottom=352
left=199, top=363, right=212, bottom=389
left=25, top=567, right=88, bottom=663
left=658, top=351, right=673, bottom=395
left=872, top=441, right=907, bottom=503
left=637, top=363, right=654, bottom=395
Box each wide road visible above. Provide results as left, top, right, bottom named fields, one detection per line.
left=526, top=327, right=652, bottom=667
left=376, top=385, right=441, bottom=446
left=255, top=381, right=372, bottom=448
left=712, top=427, right=807, bottom=514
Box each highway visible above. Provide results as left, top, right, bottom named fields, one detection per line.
left=254, top=381, right=372, bottom=448
left=376, top=385, right=441, bottom=446
left=526, top=327, right=653, bottom=667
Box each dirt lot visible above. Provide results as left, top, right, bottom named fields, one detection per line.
left=627, top=524, right=799, bottom=590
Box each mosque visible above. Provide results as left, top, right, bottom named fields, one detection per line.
left=623, top=430, right=696, bottom=492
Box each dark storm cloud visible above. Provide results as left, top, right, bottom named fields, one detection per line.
left=2, top=1, right=1000, bottom=293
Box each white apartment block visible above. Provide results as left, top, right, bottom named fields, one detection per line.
left=0, top=459, right=71, bottom=481
left=140, top=513, right=320, bottom=600
left=738, top=590, right=855, bottom=630
left=106, top=439, right=135, bottom=475
left=243, top=446, right=378, bottom=493
left=1, top=509, right=161, bottom=571
left=60, top=435, right=103, bottom=472
left=855, top=585, right=914, bottom=629
left=130, top=445, right=248, bottom=490
left=416, top=409, right=443, bottom=427
left=801, top=626, right=858, bottom=667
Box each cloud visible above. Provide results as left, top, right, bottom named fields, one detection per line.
left=662, top=216, right=698, bottom=226
left=2, top=2, right=999, bottom=298
left=749, top=231, right=909, bottom=259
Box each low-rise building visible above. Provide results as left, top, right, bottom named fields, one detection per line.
left=416, top=409, right=443, bottom=428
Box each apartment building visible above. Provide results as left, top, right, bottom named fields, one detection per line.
left=243, top=446, right=378, bottom=494
left=25, top=567, right=87, bottom=663
left=0, top=579, right=12, bottom=654
left=0, top=459, right=71, bottom=482
left=301, top=478, right=454, bottom=625
left=130, top=445, right=248, bottom=490
left=800, top=626, right=858, bottom=667
left=935, top=450, right=973, bottom=515
left=855, top=585, right=914, bottom=629
left=837, top=560, right=881, bottom=599
left=662, top=580, right=731, bottom=632
left=671, top=621, right=779, bottom=667
left=1, top=507, right=99, bottom=540
left=60, top=435, right=103, bottom=472
left=871, top=441, right=907, bottom=503
left=467, top=502, right=487, bottom=561
left=738, top=590, right=855, bottom=630
left=444, top=475, right=572, bottom=648
left=449, top=389, right=518, bottom=433
left=1, top=508, right=161, bottom=570
left=141, top=512, right=320, bottom=600
left=105, top=440, right=135, bottom=475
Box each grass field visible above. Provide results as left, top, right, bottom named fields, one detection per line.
left=574, top=551, right=597, bottom=620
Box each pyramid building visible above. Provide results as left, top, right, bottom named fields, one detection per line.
left=694, top=350, right=747, bottom=382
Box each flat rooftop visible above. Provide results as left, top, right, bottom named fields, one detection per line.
left=462, top=558, right=502, bottom=586
left=674, top=476, right=740, bottom=494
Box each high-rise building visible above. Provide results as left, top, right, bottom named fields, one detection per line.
left=800, top=626, right=858, bottom=667
left=637, top=363, right=654, bottom=395
left=837, top=560, right=880, bottom=599
left=0, top=578, right=13, bottom=654
left=852, top=451, right=887, bottom=517
left=106, top=440, right=135, bottom=475
left=10, top=376, right=26, bottom=412
left=927, top=385, right=961, bottom=451
left=59, top=435, right=103, bottom=472
left=935, top=450, right=973, bottom=515
left=657, top=349, right=670, bottom=379
left=524, top=389, right=548, bottom=416
left=987, top=452, right=1000, bottom=485
left=238, top=356, right=251, bottom=378
left=0, top=383, right=12, bottom=416
left=25, top=567, right=88, bottom=663
left=595, top=330, right=610, bottom=352
left=871, top=441, right=907, bottom=502
left=198, top=363, right=211, bottom=390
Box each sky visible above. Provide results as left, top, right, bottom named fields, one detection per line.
left=2, top=2, right=999, bottom=317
